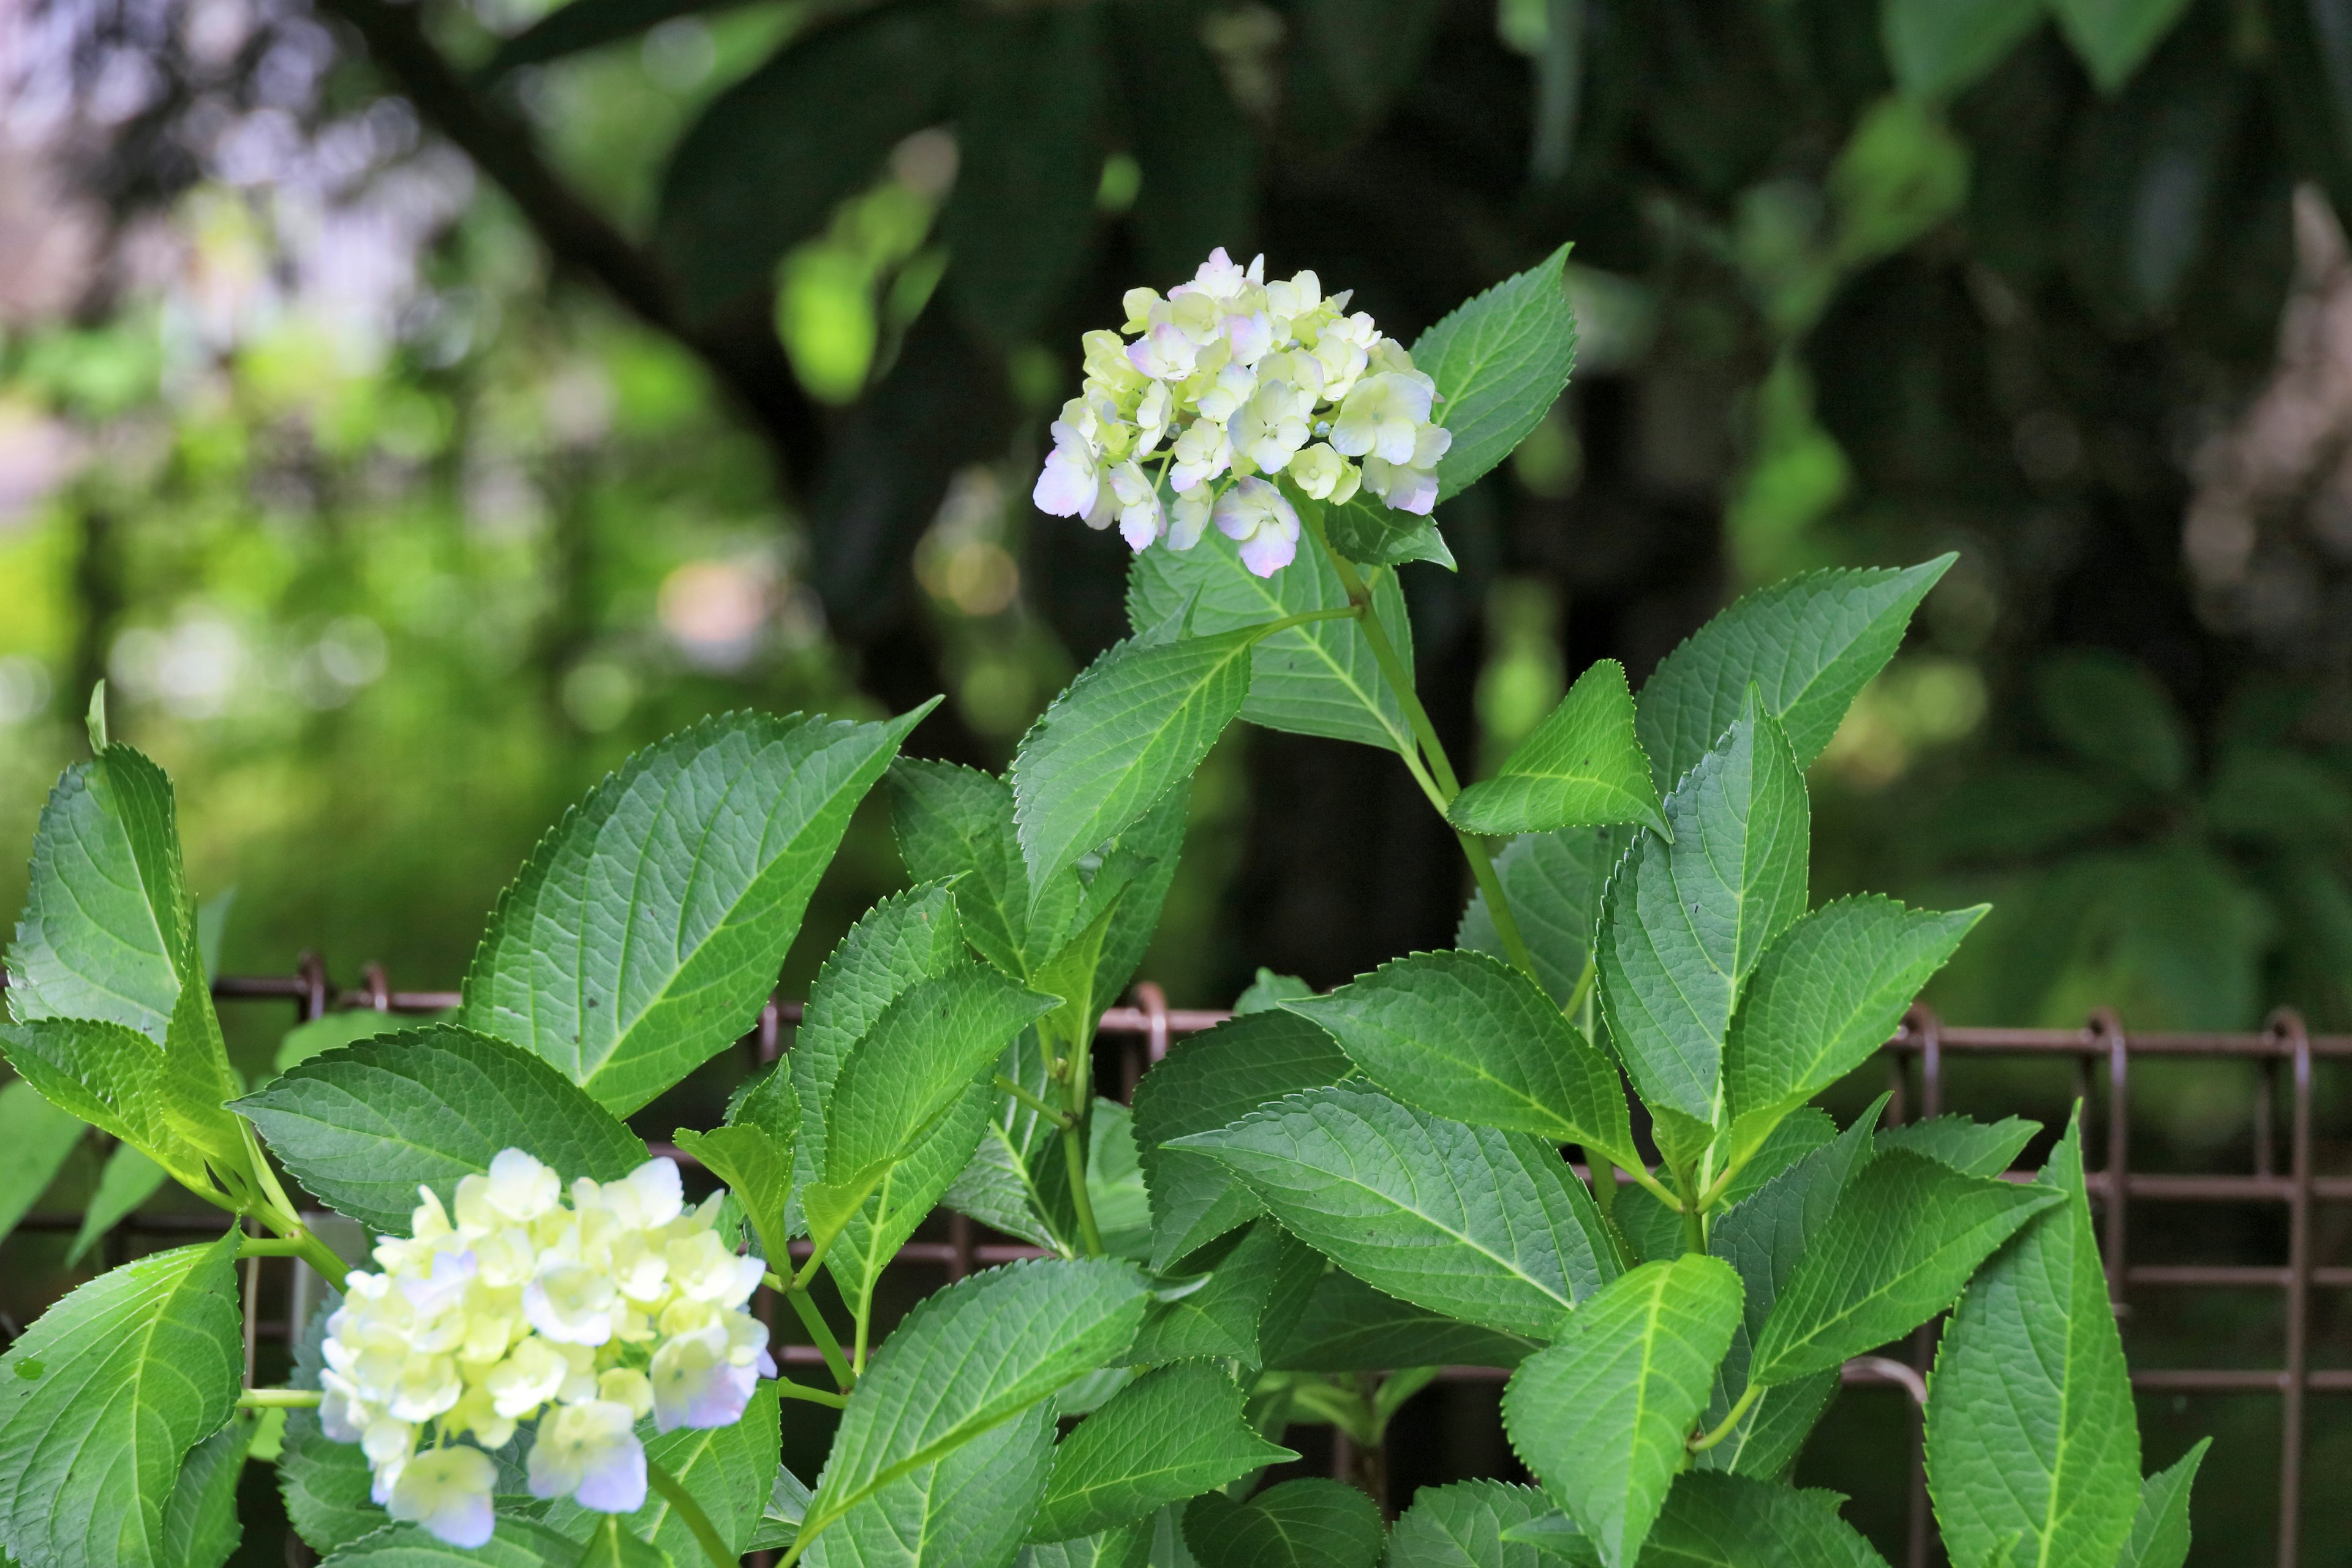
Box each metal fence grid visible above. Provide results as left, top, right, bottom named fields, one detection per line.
left=4, top=960, right=2343, bottom=1567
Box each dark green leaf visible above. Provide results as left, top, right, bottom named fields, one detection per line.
left=892, top=761, right=1077, bottom=982
left=2050, top=0, right=2195, bottom=93
left=1635, top=558, right=1953, bottom=791
left=1502, top=1257, right=1744, bottom=1568
left=1880, top=0, right=2042, bottom=100
left=0, top=1232, right=243, bottom=1568
left=482, top=0, right=731, bottom=77
left=2034, top=651, right=2188, bottom=796
left=1640, top=1472, right=1889, bottom=1567
left=1125, top=1220, right=1323, bottom=1368
left=1750, top=1151, right=2060, bottom=1385
left=462, top=708, right=930, bottom=1114
left=2205, top=749, right=2352, bottom=845
left=2118, top=1439, right=2210, bottom=1568
left=1926, top=763, right=2123, bottom=863
left=1458, top=826, right=1628, bottom=1009
left=1183, top=1478, right=1384, bottom=1568
left=1387, top=1480, right=1572, bottom=1568
left=1451, top=661, right=1664, bottom=838
left=1264, top=1269, right=1536, bottom=1372
left=948, top=1025, right=1077, bottom=1253
left=1873, top=1115, right=2037, bottom=1178
left=1031, top=1362, right=1295, bottom=1542
left=233, top=1023, right=649, bottom=1235
left=282, top=1292, right=390, bottom=1555
left=824, top=967, right=1058, bottom=1182
left=1320, top=493, right=1456, bottom=570
left=1411, top=244, right=1580, bottom=503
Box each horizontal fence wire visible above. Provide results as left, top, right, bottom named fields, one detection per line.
left=2, top=959, right=2343, bottom=1567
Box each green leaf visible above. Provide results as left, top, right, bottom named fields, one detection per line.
left=276, top=1008, right=414, bottom=1074
left=1501, top=1256, right=1744, bottom=1568
left=281, top=1293, right=390, bottom=1555
left=823, top=1086, right=995, bottom=1316
left=1450, top=662, right=1665, bottom=837
left=824, top=965, right=1058, bottom=1181
left=802, top=1406, right=1058, bottom=1568
left=574, top=1517, right=674, bottom=1568
left=1235, top=970, right=1316, bottom=1014
left=1634, top=558, right=1954, bottom=792
left=543, top=1383, right=781, bottom=1561
left=1412, top=243, right=1579, bottom=503
left=801, top=1259, right=1150, bottom=1559
left=1013, top=631, right=1257, bottom=912
left=0, top=1231, right=244, bottom=1568
left=1131, top=1011, right=1354, bottom=1270
left=1030, top=1362, right=1297, bottom=1543
left=1750, top=1150, right=2062, bottom=1386
left=1640, top=1472, right=1889, bottom=1567
left=1722, top=897, right=1984, bottom=1170
left=1084, top=780, right=1191, bottom=1019
left=892, top=761, right=1080, bottom=982
left=948, top=1025, right=1077, bottom=1253
left=674, top=1121, right=794, bottom=1264
left=1695, top=1102, right=1882, bottom=1480
left=1320, top=492, right=1457, bottom=570
left=1880, top=0, right=2042, bottom=100
left=1127, top=523, right=1416, bottom=755
left=653, top=2, right=960, bottom=319
left=1925, top=1117, right=2139, bottom=1568
left=2205, top=748, right=2352, bottom=846
left=1125, top=1220, right=1322, bottom=1369
left=233, top=1023, right=649, bottom=1235
left=1020, top=1521, right=1154, bottom=1568
left=1387, top=1480, right=1573, bottom=1568
left=1264, top=1269, right=1537, bottom=1372
left=162, top=1411, right=255, bottom=1568
left=0, top=1077, right=83, bottom=1246
left=2032, top=651, right=2189, bottom=797
left=0, top=1016, right=239, bottom=1202
left=67, top=1141, right=167, bottom=1265
left=1170, top=1085, right=1606, bottom=1338
left=1087, top=1098, right=1155, bottom=1261
left=2117, top=1439, right=2210, bottom=1568
left=1874, top=1115, right=2037, bottom=1178
left=1598, top=695, right=1809, bottom=1161
left=2049, top=0, right=2193, bottom=93
left=1183, top=1479, right=1384, bottom=1568
left=1458, top=826, right=1629, bottom=1009
left=7, top=743, right=194, bottom=1041
left=461, top=707, right=929, bottom=1115
left=1281, top=949, right=1635, bottom=1167
left=312, top=1520, right=587, bottom=1566
left=941, top=8, right=1104, bottom=342
left=481, top=0, right=716, bottom=78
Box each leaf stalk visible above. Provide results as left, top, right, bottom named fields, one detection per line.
left=646, top=1455, right=736, bottom=1568
left=1687, top=1381, right=1764, bottom=1453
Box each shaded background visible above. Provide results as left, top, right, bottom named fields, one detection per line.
left=2, top=0, right=2351, bottom=1558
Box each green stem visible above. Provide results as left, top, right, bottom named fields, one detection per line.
left=995, top=1074, right=1071, bottom=1128
left=1061, top=1121, right=1106, bottom=1256
left=252, top=1215, right=352, bottom=1284
left=646, top=1456, right=736, bottom=1568
left=1624, top=1163, right=1684, bottom=1215
left=1562, top=953, right=1597, bottom=1020
left=1675, top=1166, right=1707, bottom=1254
left=237, top=1238, right=306, bottom=1259
left=236, top=1388, right=321, bottom=1409
left=766, top=1272, right=856, bottom=1392
left=1688, top=1382, right=1765, bottom=1453
left=775, top=1379, right=850, bottom=1409
left=1457, top=831, right=1542, bottom=979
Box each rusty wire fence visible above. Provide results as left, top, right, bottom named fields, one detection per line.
left=4, top=960, right=2345, bottom=1567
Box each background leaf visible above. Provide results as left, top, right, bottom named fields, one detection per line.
left=0, top=1078, right=84, bottom=1247
left=234, top=1023, right=648, bottom=1235
left=1264, top=1269, right=1537, bottom=1371
left=461, top=707, right=926, bottom=1114
left=2032, top=650, right=2190, bottom=797
left=66, top=1141, right=167, bottom=1264
left=2050, top=0, right=2197, bottom=94
left=1880, top=0, right=2043, bottom=101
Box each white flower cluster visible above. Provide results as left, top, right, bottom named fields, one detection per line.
left=318, top=1150, right=774, bottom=1548
left=1032, top=247, right=1451, bottom=578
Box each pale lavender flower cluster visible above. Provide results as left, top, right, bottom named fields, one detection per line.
left=1032, top=248, right=1450, bottom=578
left=318, top=1151, right=774, bottom=1547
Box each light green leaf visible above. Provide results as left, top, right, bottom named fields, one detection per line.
left=543, top=1382, right=780, bottom=1561
left=1235, top=970, right=1316, bottom=1014
left=892, top=761, right=1081, bottom=982
left=1722, top=897, right=1984, bottom=1170
left=312, top=1520, right=586, bottom=1566
left=1183, top=1478, right=1384, bottom=1568
left=1598, top=695, right=1809, bottom=1161
left=461, top=706, right=930, bottom=1114
left=162, top=1414, right=256, bottom=1568
left=1412, top=242, right=1579, bottom=503
left=1131, top=1011, right=1354, bottom=1270
left=799, top=1408, right=1054, bottom=1568
left=1881, top=0, right=2041, bottom=100
left=1874, top=1115, right=2037, bottom=1178
left=2117, top=1439, right=2209, bottom=1568
left=823, top=1086, right=994, bottom=1317
left=1170, top=1085, right=1607, bottom=1339
left=0, top=1015, right=238, bottom=1204
left=1031, top=1362, right=1297, bottom=1543
left=7, top=743, right=194, bottom=1041
left=1640, top=1472, right=1889, bottom=1566
left=575, top=1517, right=674, bottom=1568
left=1281, top=949, right=1635, bottom=1167
left=1750, top=1150, right=2061, bottom=1386
left=1127, top=522, right=1415, bottom=755
left=67, top=1141, right=168, bottom=1265
left=1125, top=1220, right=1322, bottom=1369
left=1925, top=1117, right=2139, bottom=1568
left=1695, top=1101, right=1882, bottom=1480
left=233, top=1023, right=649, bottom=1235
left=673, top=1120, right=794, bottom=1263
left=0, top=1231, right=244, bottom=1568
left=1013, top=630, right=1257, bottom=913
left=0, top=1077, right=84, bottom=1246
left=1450, top=662, right=1665, bottom=838
left=2049, top=0, right=2193, bottom=93
left=1264, top=1268, right=1537, bottom=1372
left=1458, top=826, right=1629, bottom=1009
left=1634, top=558, right=1953, bottom=792
left=801, top=1259, right=1150, bottom=1559
left=824, top=965, right=1059, bottom=1181
left=1387, top=1480, right=1574, bottom=1568
left=1501, top=1256, right=1744, bottom=1568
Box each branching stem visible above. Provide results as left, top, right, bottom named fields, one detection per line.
left=647, top=1455, right=736, bottom=1568
left=775, top=1379, right=850, bottom=1409
left=765, top=1272, right=856, bottom=1391
left=1688, top=1382, right=1764, bottom=1453
left=995, top=1075, right=1071, bottom=1128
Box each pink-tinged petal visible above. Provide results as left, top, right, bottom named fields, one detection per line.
left=573, top=1431, right=648, bottom=1513
left=1032, top=448, right=1095, bottom=518
left=1237, top=526, right=1297, bottom=578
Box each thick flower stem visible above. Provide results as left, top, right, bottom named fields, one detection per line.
left=235, top=1387, right=322, bottom=1409
left=647, top=1456, right=736, bottom=1568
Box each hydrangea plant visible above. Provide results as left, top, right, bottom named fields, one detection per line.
left=0, top=249, right=2207, bottom=1568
